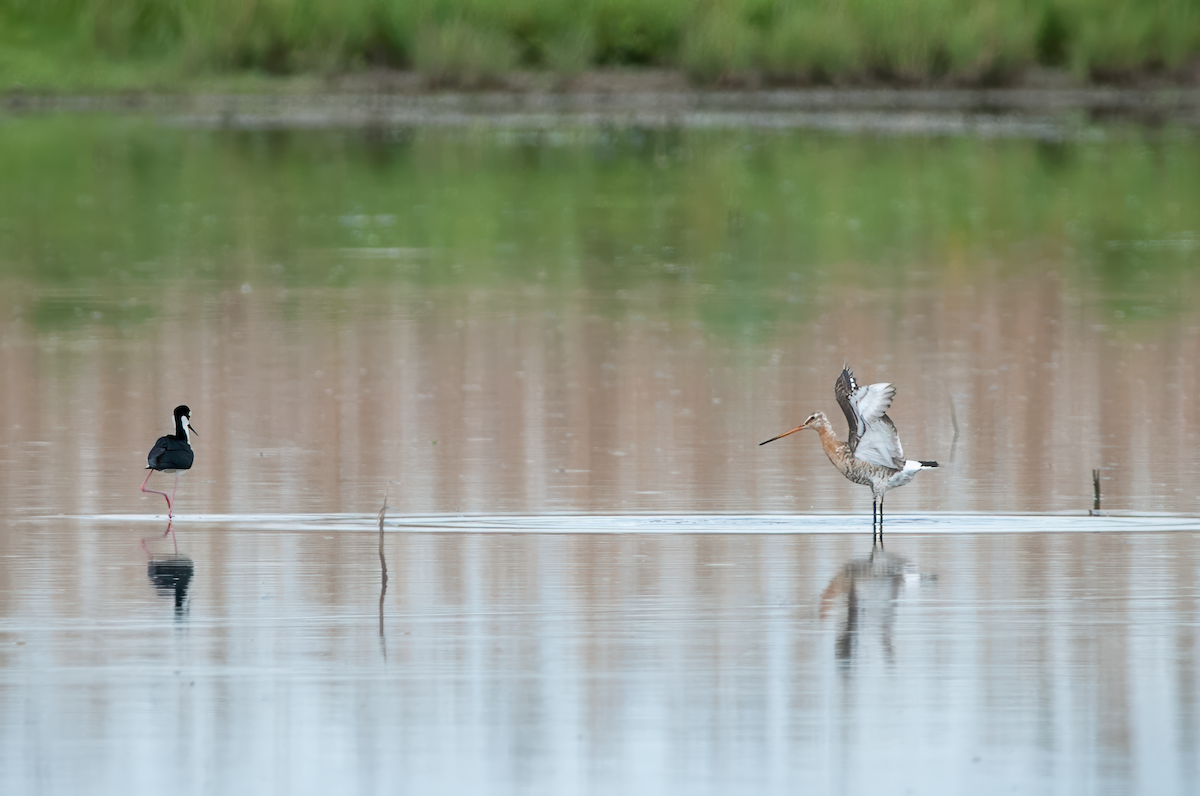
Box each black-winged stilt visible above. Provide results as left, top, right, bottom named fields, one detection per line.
left=141, top=405, right=197, bottom=519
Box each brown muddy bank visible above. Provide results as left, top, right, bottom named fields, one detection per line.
left=6, top=75, right=1200, bottom=136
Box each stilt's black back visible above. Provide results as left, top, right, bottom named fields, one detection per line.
left=147, top=436, right=194, bottom=471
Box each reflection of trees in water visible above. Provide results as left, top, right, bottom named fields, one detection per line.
left=821, top=544, right=933, bottom=665
left=6, top=125, right=1200, bottom=520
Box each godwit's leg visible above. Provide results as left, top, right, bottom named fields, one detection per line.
left=141, top=469, right=173, bottom=517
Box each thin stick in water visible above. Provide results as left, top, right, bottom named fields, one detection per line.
left=378, top=497, right=389, bottom=589
left=378, top=486, right=389, bottom=660
left=949, top=397, right=960, bottom=462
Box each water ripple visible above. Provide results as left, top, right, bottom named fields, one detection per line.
left=61, top=512, right=1200, bottom=534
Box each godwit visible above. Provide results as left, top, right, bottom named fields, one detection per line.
left=141, top=405, right=197, bottom=519
left=821, top=546, right=910, bottom=662
left=760, top=366, right=937, bottom=537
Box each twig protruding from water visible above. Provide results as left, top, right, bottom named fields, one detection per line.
left=378, top=486, right=390, bottom=657
left=949, top=397, right=960, bottom=462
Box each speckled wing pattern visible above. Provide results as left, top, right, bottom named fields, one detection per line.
left=834, top=368, right=862, bottom=451
left=835, top=366, right=905, bottom=470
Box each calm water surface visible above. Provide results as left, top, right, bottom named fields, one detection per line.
left=1, top=108, right=1199, bottom=793
left=4, top=518, right=1200, bottom=795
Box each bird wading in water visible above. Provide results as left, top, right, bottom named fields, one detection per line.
left=141, top=405, right=197, bottom=519
left=760, top=366, right=937, bottom=541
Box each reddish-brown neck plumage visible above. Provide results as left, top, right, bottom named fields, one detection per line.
left=809, top=414, right=848, bottom=466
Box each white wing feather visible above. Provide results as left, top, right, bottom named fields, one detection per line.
left=850, top=382, right=895, bottom=430
left=849, top=382, right=905, bottom=469
left=854, top=418, right=906, bottom=469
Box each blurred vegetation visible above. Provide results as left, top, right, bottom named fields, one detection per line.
left=0, top=0, right=1198, bottom=89
left=0, top=115, right=1196, bottom=336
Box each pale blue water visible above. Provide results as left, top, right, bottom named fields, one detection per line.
left=2, top=514, right=1198, bottom=795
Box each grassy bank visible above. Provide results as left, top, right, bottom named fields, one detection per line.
left=2, top=0, right=1199, bottom=92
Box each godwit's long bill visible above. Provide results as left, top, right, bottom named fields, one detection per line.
left=760, top=366, right=937, bottom=540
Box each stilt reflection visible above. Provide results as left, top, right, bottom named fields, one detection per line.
left=147, top=555, right=194, bottom=615
left=142, top=521, right=194, bottom=616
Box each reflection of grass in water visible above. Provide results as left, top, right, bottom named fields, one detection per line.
left=0, top=116, right=1197, bottom=334
left=1095, top=240, right=1195, bottom=321
left=26, top=296, right=156, bottom=331
left=1, top=0, right=1197, bottom=88
left=29, top=299, right=90, bottom=330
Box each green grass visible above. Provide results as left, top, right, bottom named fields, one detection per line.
left=1, top=0, right=1198, bottom=91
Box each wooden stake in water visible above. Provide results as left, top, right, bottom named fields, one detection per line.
left=378, top=496, right=389, bottom=589
left=1092, top=469, right=1101, bottom=514
left=949, top=397, right=960, bottom=462
left=378, top=487, right=389, bottom=659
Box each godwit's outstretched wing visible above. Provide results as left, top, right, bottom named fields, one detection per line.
left=835, top=366, right=905, bottom=470
left=835, top=367, right=863, bottom=450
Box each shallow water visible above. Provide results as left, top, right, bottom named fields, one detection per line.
left=1, top=110, right=1199, bottom=793
left=4, top=515, right=1199, bottom=795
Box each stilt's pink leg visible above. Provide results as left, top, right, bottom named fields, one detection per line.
left=141, top=469, right=173, bottom=517
left=141, top=519, right=177, bottom=556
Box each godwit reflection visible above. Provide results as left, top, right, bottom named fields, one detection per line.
left=821, top=543, right=934, bottom=665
